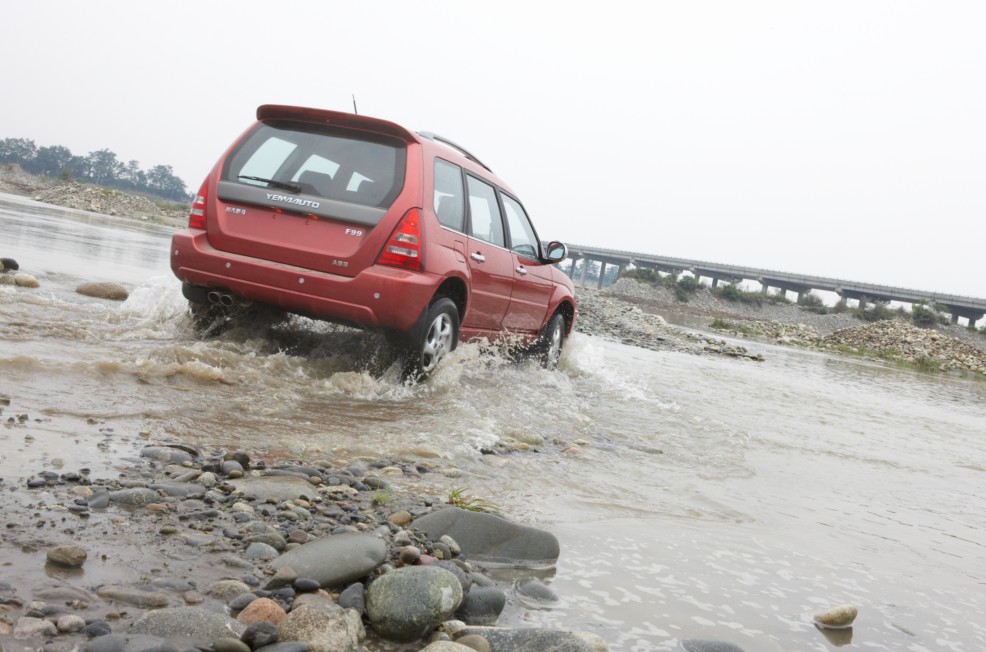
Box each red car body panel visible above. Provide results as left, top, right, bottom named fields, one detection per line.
left=170, top=105, right=576, bottom=351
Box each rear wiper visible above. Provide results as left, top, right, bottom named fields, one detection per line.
left=238, top=175, right=301, bottom=193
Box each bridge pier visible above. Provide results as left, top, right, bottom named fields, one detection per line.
left=597, top=262, right=608, bottom=289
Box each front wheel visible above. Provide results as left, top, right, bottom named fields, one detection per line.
left=536, top=312, right=566, bottom=369
left=403, top=298, right=459, bottom=380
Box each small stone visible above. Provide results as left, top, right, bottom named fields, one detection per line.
left=399, top=545, right=421, bottom=565
left=680, top=641, right=746, bottom=652
left=388, top=510, right=413, bottom=526
left=14, top=616, right=57, bottom=639
left=813, top=604, right=858, bottom=629
left=56, top=613, right=86, bottom=633
left=236, top=597, right=286, bottom=625
left=47, top=545, right=87, bottom=567
left=213, top=636, right=251, bottom=652
left=13, top=272, right=40, bottom=288
left=293, top=578, right=321, bottom=593
left=241, top=620, right=279, bottom=649
left=75, top=282, right=129, bottom=301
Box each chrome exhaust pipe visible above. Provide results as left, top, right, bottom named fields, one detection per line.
left=219, top=294, right=234, bottom=307
left=207, top=291, right=221, bottom=305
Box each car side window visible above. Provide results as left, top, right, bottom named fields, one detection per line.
left=433, top=159, right=464, bottom=231
left=466, top=176, right=505, bottom=247
left=501, top=193, right=541, bottom=260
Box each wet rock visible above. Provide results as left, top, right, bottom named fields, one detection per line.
left=55, top=613, right=86, bottom=632
left=413, top=507, right=560, bottom=566
left=82, top=620, right=113, bottom=637
left=277, top=602, right=365, bottom=652
left=85, top=634, right=180, bottom=652
left=13, top=272, right=40, bottom=288
left=388, top=510, right=413, bottom=526
left=229, top=476, right=319, bottom=502
left=237, top=597, right=286, bottom=625
left=130, top=606, right=245, bottom=639
left=243, top=533, right=287, bottom=552
left=1, top=257, right=19, bottom=271
left=680, top=641, right=746, bottom=652
left=108, top=488, right=161, bottom=506
left=270, top=534, right=386, bottom=589
left=46, top=545, right=87, bottom=567
left=293, top=578, right=321, bottom=593
left=88, top=491, right=110, bottom=509
left=76, top=282, right=129, bottom=301
left=338, top=582, right=365, bottom=615
left=214, top=637, right=252, bottom=652
left=452, top=627, right=595, bottom=651
left=96, top=585, right=169, bottom=609
left=813, top=603, right=858, bottom=629
left=421, top=643, right=480, bottom=652
left=13, top=616, right=57, bottom=639
left=245, top=542, right=280, bottom=560
left=208, top=579, right=253, bottom=602
left=250, top=644, right=308, bottom=652
left=455, top=586, right=507, bottom=626
left=366, top=565, right=464, bottom=642
left=241, top=620, right=279, bottom=649
left=514, top=577, right=559, bottom=608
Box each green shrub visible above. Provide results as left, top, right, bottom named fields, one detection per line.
left=677, top=275, right=699, bottom=293
left=859, top=302, right=895, bottom=322
left=622, top=267, right=661, bottom=284
left=719, top=284, right=742, bottom=301
left=911, top=303, right=938, bottom=327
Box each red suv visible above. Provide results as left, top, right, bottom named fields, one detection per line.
left=170, top=105, right=576, bottom=378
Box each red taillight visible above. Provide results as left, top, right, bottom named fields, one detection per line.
left=376, top=208, right=422, bottom=271
left=187, top=179, right=208, bottom=229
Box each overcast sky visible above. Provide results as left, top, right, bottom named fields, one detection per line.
left=2, top=1, right=983, bottom=297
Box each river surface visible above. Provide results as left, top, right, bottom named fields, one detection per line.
left=2, top=193, right=985, bottom=651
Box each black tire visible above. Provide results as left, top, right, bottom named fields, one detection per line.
left=403, top=298, right=459, bottom=380
left=535, top=312, right=566, bottom=369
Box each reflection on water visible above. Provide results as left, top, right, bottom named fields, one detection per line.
left=3, top=196, right=986, bottom=651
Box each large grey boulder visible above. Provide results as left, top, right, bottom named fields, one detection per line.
left=270, top=534, right=386, bottom=588
left=366, top=565, right=464, bottom=642
left=276, top=602, right=364, bottom=652
left=413, top=508, right=560, bottom=566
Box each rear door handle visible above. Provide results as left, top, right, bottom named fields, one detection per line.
left=470, top=253, right=486, bottom=263
left=515, top=266, right=528, bottom=275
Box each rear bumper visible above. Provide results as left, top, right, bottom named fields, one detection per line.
left=170, top=229, right=439, bottom=332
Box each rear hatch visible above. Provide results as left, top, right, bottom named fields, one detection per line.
left=207, top=106, right=414, bottom=277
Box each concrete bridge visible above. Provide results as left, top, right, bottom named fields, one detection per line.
left=562, top=244, right=986, bottom=327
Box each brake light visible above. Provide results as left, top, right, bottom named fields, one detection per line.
left=376, top=208, right=422, bottom=271
left=187, top=179, right=208, bottom=229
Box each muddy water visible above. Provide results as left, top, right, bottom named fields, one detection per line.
left=2, top=194, right=985, bottom=651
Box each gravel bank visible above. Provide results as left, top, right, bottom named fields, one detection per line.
left=594, top=278, right=986, bottom=376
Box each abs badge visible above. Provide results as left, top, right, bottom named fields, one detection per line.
left=225, top=207, right=247, bottom=216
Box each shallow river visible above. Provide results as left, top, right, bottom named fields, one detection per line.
left=2, top=194, right=985, bottom=651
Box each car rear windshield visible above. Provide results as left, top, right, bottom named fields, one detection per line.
left=221, top=120, right=406, bottom=209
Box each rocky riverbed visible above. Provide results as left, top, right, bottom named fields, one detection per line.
left=0, top=420, right=616, bottom=652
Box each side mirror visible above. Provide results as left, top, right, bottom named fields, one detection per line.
left=544, top=241, right=568, bottom=263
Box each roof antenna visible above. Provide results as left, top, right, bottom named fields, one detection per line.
left=352, top=94, right=358, bottom=115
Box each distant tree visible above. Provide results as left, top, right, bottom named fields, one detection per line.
left=0, top=136, right=190, bottom=201
left=0, top=138, right=37, bottom=164
left=145, top=164, right=188, bottom=201
left=29, top=145, right=74, bottom=177
left=85, top=149, right=123, bottom=185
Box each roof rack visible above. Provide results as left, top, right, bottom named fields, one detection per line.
left=418, top=131, right=493, bottom=173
